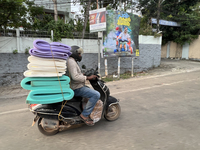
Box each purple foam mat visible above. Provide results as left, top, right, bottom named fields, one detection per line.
left=29, top=48, right=70, bottom=60
left=30, top=39, right=72, bottom=59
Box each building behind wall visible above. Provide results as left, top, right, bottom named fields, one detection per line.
left=34, top=0, right=75, bottom=22
left=161, top=35, right=200, bottom=60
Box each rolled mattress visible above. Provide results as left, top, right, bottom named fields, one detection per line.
left=21, top=75, right=74, bottom=104
left=21, top=76, right=71, bottom=90
left=26, top=88, right=74, bottom=104
left=33, top=40, right=71, bottom=53
left=23, top=70, right=65, bottom=77
left=29, top=48, right=70, bottom=60
left=28, top=56, right=66, bottom=67
left=27, top=63, right=66, bottom=72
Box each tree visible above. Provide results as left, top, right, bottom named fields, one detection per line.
left=32, top=14, right=54, bottom=31
left=45, top=19, right=74, bottom=41
left=0, top=0, right=44, bottom=29
left=81, top=0, right=91, bottom=39
left=137, top=0, right=200, bottom=45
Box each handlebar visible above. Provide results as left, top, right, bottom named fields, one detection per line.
left=84, top=68, right=99, bottom=77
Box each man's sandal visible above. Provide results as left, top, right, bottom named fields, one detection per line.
left=80, top=115, right=94, bottom=126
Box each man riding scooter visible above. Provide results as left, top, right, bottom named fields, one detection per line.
left=67, top=46, right=100, bottom=126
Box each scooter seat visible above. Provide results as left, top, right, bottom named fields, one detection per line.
left=69, top=96, right=82, bottom=102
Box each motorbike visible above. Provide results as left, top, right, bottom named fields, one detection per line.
left=29, top=67, right=121, bottom=136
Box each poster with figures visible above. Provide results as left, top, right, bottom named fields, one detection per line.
left=102, top=10, right=141, bottom=57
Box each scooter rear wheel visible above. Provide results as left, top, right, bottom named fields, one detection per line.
left=38, top=118, right=59, bottom=136
left=104, top=104, right=121, bottom=121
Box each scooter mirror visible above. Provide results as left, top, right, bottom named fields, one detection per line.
left=82, top=65, right=86, bottom=69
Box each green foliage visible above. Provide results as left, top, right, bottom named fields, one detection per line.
left=106, top=10, right=115, bottom=34
left=32, top=14, right=54, bottom=31
left=0, top=0, right=44, bottom=29
left=25, top=47, right=30, bottom=54
left=139, top=24, right=154, bottom=36
left=13, top=49, right=18, bottom=54
left=103, top=0, right=137, bottom=11
left=139, top=16, right=162, bottom=38
left=45, top=19, right=74, bottom=42
left=138, top=0, right=200, bottom=45
left=74, top=18, right=84, bottom=32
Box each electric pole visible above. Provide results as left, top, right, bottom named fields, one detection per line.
left=157, top=0, right=161, bottom=32
left=157, top=0, right=165, bottom=32
left=52, top=0, right=58, bottom=21
left=82, top=0, right=91, bottom=39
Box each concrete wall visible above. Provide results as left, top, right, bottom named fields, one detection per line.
left=161, top=44, right=167, bottom=58
left=169, top=42, right=176, bottom=58
left=161, top=36, right=200, bottom=59
left=162, top=42, right=183, bottom=59
left=0, top=36, right=162, bottom=86
left=189, top=35, right=200, bottom=59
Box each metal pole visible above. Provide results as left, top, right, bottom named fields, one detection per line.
left=131, top=1, right=134, bottom=77
left=118, top=57, right=120, bottom=78
left=101, top=32, right=104, bottom=58
left=105, top=58, right=108, bottom=76
left=51, top=30, right=53, bottom=41
left=97, top=0, right=98, bottom=9
left=98, top=39, right=101, bottom=75
left=16, top=29, right=20, bottom=52
left=131, top=57, right=134, bottom=77
left=131, top=0, right=133, bottom=14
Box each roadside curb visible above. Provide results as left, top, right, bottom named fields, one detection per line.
left=1, top=68, right=200, bottom=99
left=0, top=93, right=29, bottom=100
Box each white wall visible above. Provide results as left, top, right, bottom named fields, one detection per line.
left=139, top=35, right=162, bottom=45
left=0, top=35, right=162, bottom=54
left=0, top=37, right=102, bottom=54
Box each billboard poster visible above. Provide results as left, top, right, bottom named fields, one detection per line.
left=102, top=10, right=141, bottom=57
left=89, top=8, right=106, bottom=33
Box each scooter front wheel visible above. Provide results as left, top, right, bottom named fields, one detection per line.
left=104, top=104, right=121, bottom=121
left=38, top=118, right=59, bottom=136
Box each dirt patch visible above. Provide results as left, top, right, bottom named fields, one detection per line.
left=147, top=59, right=200, bottom=76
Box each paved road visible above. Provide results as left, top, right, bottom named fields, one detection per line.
left=0, top=70, right=200, bottom=150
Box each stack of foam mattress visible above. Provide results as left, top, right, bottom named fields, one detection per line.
left=21, top=39, right=74, bottom=104
left=24, top=39, right=71, bottom=77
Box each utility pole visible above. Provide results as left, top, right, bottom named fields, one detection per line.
left=97, top=0, right=101, bottom=75
left=131, top=0, right=134, bottom=77
left=157, top=0, right=165, bottom=32
left=52, top=0, right=58, bottom=21
left=101, top=0, right=103, bottom=8
left=82, top=0, right=91, bottom=39
left=157, top=0, right=161, bottom=32
left=131, top=0, right=133, bottom=14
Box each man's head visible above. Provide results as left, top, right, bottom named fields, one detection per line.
left=70, top=46, right=84, bottom=62
left=124, top=27, right=128, bottom=33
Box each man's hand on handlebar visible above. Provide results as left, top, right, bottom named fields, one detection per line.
left=86, top=75, right=98, bottom=80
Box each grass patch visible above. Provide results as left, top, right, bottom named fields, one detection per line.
left=101, top=71, right=148, bottom=82
left=120, top=72, right=132, bottom=79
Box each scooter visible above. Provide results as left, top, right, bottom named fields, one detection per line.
left=29, top=67, right=121, bottom=136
